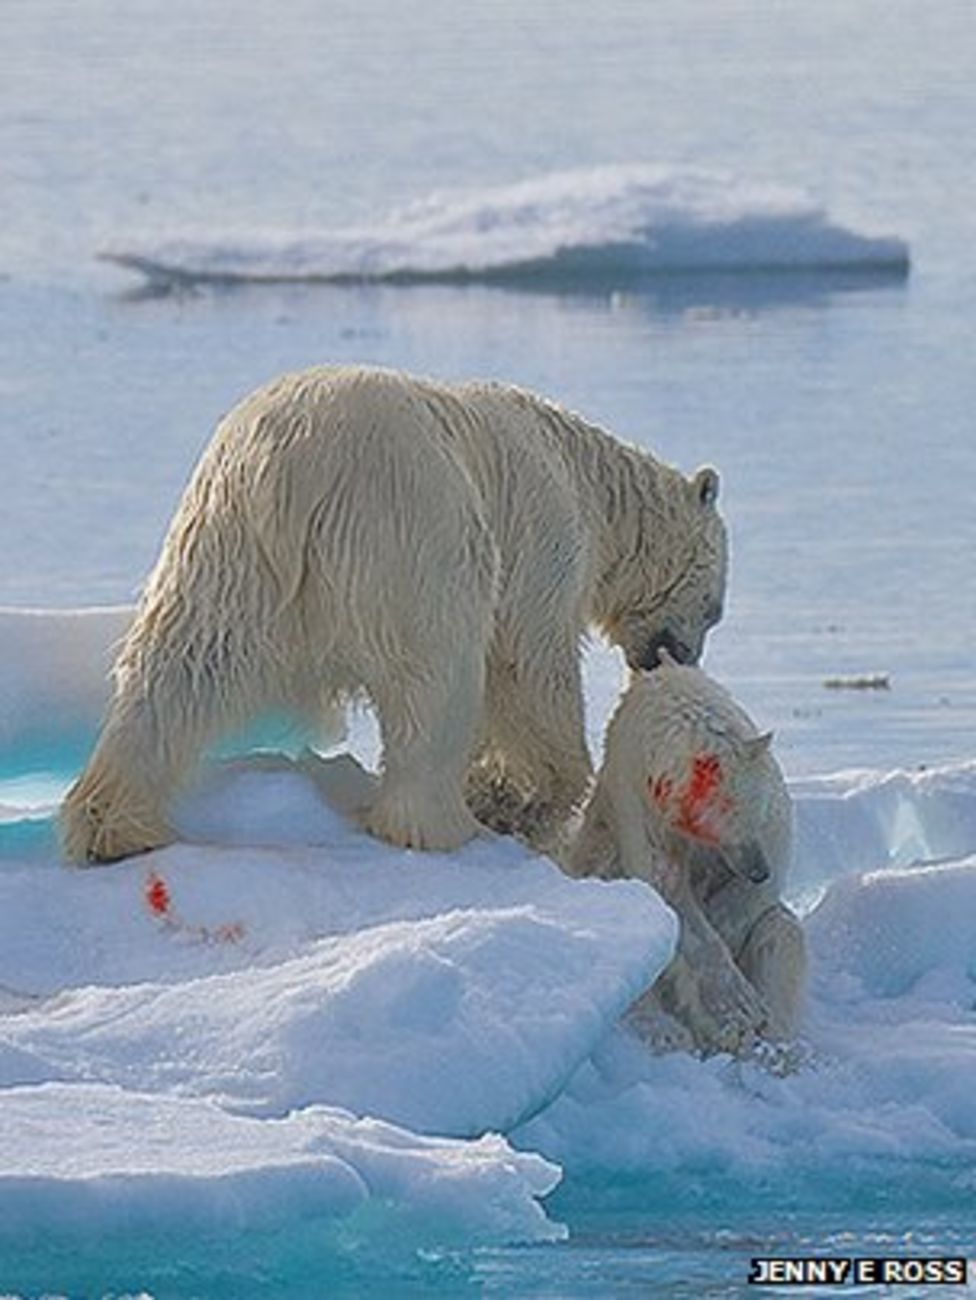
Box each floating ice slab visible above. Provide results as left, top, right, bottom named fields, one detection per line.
left=0, top=756, right=673, bottom=1250
left=0, top=1081, right=564, bottom=1245
left=101, top=163, right=909, bottom=287
left=790, top=760, right=976, bottom=906
left=0, top=603, right=676, bottom=1252
left=0, top=759, right=674, bottom=1129
left=806, top=855, right=976, bottom=999
left=0, top=844, right=672, bottom=1136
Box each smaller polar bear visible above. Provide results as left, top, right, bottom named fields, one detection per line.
left=567, top=653, right=806, bottom=1057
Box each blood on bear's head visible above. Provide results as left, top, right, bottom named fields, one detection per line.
left=647, top=751, right=734, bottom=847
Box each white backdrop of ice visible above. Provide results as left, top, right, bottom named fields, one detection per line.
left=101, top=164, right=908, bottom=285
left=0, top=606, right=132, bottom=752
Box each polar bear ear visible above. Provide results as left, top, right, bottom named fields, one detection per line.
left=745, top=731, right=774, bottom=759
left=693, top=466, right=720, bottom=509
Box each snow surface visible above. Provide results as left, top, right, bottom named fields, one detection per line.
left=1, top=608, right=975, bottom=1254
left=0, top=608, right=674, bottom=1247
left=0, top=808, right=667, bottom=1245
left=101, top=163, right=909, bottom=287
left=0, top=782, right=672, bottom=1137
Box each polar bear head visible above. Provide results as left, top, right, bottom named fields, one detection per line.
left=597, top=465, right=727, bottom=673
left=602, top=653, right=790, bottom=887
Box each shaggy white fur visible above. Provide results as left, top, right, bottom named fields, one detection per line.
left=568, top=654, right=806, bottom=1058
left=61, top=365, right=726, bottom=863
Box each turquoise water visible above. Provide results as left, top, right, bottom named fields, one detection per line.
left=2, top=1180, right=972, bottom=1297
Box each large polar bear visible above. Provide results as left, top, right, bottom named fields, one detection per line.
left=568, top=653, right=806, bottom=1056
left=62, top=365, right=727, bottom=863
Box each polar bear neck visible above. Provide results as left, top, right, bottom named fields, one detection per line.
left=462, top=381, right=698, bottom=615
left=566, top=427, right=706, bottom=630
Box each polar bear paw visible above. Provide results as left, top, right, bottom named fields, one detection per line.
left=654, top=944, right=771, bottom=1058
left=363, top=776, right=482, bottom=852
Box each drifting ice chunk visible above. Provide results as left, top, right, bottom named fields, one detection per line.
left=101, top=163, right=909, bottom=286
left=0, top=1082, right=565, bottom=1245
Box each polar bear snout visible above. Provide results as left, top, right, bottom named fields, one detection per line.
left=722, top=840, right=772, bottom=884
left=630, top=626, right=698, bottom=672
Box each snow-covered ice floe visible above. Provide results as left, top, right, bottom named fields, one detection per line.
left=100, top=163, right=909, bottom=288
left=0, top=784, right=672, bottom=1139
left=0, top=1082, right=563, bottom=1246
left=0, top=805, right=668, bottom=1249
left=0, top=606, right=974, bottom=1260
left=0, top=602, right=674, bottom=1250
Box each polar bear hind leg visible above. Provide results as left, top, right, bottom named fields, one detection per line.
left=61, top=638, right=277, bottom=862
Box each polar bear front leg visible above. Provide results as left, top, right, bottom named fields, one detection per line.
left=61, top=689, right=179, bottom=864
left=363, top=644, right=485, bottom=852
left=648, top=865, right=772, bottom=1056
left=737, top=904, right=807, bottom=1040
left=680, top=942, right=772, bottom=1056
left=474, top=637, right=592, bottom=840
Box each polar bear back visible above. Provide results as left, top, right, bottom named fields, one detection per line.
left=190, top=364, right=696, bottom=638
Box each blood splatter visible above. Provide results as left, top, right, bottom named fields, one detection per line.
left=143, top=869, right=246, bottom=945
left=145, top=871, right=172, bottom=917
left=212, top=922, right=246, bottom=945
left=674, top=752, right=733, bottom=845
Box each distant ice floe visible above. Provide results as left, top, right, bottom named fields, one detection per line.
left=100, top=164, right=909, bottom=288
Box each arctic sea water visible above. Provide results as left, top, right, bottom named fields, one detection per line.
left=1, top=2, right=975, bottom=1295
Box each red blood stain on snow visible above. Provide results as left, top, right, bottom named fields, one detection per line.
left=145, top=871, right=172, bottom=917
left=212, top=921, right=246, bottom=944
left=648, top=752, right=734, bottom=846
left=143, top=869, right=245, bottom=945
